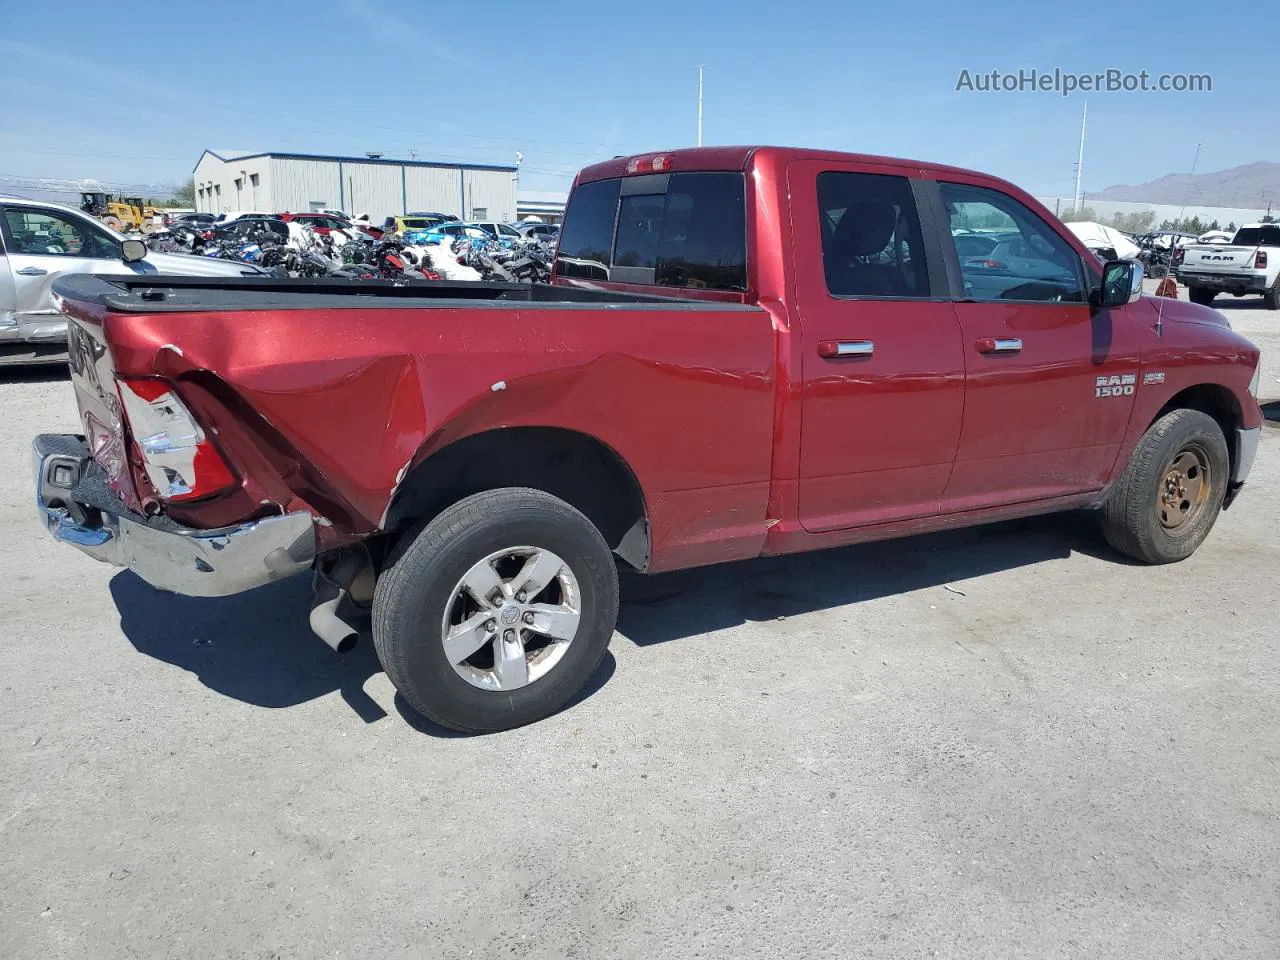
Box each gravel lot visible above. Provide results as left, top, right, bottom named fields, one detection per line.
left=2, top=290, right=1278, bottom=960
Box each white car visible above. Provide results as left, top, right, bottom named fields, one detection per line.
left=1063, top=221, right=1140, bottom=260
left=467, top=221, right=525, bottom=241
left=1, top=196, right=263, bottom=364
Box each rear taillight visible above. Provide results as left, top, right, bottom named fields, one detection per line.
left=982, top=258, right=1007, bottom=269
left=1174, top=247, right=1185, bottom=264
left=1255, top=250, right=1267, bottom=269
left=117, top=378, right=237, bottom=502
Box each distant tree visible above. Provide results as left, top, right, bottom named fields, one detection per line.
left=951, top=205, right=1014, bottom=230
left=1059, top=205, right=1098, bottom=223
left=1157, top=215, right=1209, bottom=234
left=1110, top=210, right=1156, bottom=234
left=1227, top=221, right=1236, bottom=232
left=166, top=177, right=195, bottom=208
left=1262, top=213, right=1277, bottom=223
left=1209, top=219, right=1220, bottom=231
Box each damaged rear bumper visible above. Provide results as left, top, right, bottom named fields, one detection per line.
left=34, top=433, right=315, bottom=597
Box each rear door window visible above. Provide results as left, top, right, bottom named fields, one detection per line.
left=817, top=172, right=930, bottom=298
left=557, top=172, right=746, bottom=290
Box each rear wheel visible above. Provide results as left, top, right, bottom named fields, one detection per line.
left=373, top=488, right=619, bottom=733
left=1102, top=409, right=1229, bottom=564
left=1263, top=276, right=1280, bottom=310
left=1187, top=286, right=1216, bottom=306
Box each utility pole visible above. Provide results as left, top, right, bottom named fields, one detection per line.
left=697, top=65, right=704, bottom=147
left=1072, top=100, right=1087, bottom=214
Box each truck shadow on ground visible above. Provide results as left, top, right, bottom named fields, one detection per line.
left=1202, top=298, right=1270, bottom=310
left=108, top=571, right=616, bottom=735
left=616, top=511, right=1110, bottom=647
left=109, top=511, right=1112, bottom=729
left=0, top=364, right=70, bottom=384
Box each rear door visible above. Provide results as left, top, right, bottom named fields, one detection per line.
left=789, top=160, right=966, bottom=532
left=928, top=179, right=1140, bottom=509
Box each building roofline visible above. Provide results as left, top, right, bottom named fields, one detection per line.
left=194, top=149, right=517, bottom=174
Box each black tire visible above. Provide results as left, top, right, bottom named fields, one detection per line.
left=1263, top=276, right=1280, bottom=310
left=1187, top=286, right=1216, bottom=306
left=372, top=488, right=619, bottom=733
left=1101, top=409, right=1229, bottom=564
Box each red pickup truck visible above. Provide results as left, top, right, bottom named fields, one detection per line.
left=36, top=146, right=1263, bottom=732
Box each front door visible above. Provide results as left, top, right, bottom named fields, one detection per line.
left=0, top=206, right=122, bottom=330
left=929, top=179, right=1140, bottom=510
left=790, top=160, right=966, bottom=533
left=0, top=228, right=16, bottom=323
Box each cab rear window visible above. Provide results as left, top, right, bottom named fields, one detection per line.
left=557, top=172, right=747, bottom=291
left=1233, top=226, right=1280, bottom=247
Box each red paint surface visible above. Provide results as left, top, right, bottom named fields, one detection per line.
left=58, top=146, right=1262, bottom=571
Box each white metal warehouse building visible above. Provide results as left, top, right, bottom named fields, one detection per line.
left=192, top=150, right=518, bottom=222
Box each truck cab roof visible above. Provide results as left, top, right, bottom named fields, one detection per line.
left=577, top=145, right=995, bottom=186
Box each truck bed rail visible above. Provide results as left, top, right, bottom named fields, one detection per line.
left=53, top=274, right=758, bottom=314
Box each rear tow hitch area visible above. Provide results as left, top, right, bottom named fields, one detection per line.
left=310, top=547, right=375, bottom=654
left=34, top=434, right=316, bottom=596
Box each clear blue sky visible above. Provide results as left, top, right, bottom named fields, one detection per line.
left=0, top=0, right=1274, bottom=198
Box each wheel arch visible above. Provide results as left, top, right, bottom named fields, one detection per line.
left=382, top=426, right=650, bottom=571
left=1152, top=382, right=1242, bottom=476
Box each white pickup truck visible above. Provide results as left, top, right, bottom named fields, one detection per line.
left=1176, top=222, right=1280, bottom=309
left=1, top=195, right=259, bottom=365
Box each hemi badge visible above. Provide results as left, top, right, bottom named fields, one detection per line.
left=1143, top=371, right=1166, bottom=385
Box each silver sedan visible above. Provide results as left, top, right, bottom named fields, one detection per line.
left=0, top=197, right=261, bottom=365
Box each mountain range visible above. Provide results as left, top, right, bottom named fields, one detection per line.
left=0, top=176, right=179, bottom=206
left=1088, top=161, right=1280, bottom=208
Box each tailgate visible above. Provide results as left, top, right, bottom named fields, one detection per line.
left=1181, top=244, right=1262, bottom=274
left=62, top=301, right=142, bottom=511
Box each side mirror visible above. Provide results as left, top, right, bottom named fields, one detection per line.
left=1096, top=259, right=1143, bottom=308
left=120, top=238, right=148, bottom=263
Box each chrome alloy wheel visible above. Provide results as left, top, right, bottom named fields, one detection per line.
left=440, top=546, right=582, bottom=691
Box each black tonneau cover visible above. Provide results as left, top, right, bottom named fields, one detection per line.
left=52, top=274, right=757, bottom=314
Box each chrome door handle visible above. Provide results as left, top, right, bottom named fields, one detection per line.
left=975, top=337, right=1022, bottom=354
left=16, top=267, right=48, bottom=276
left=817, top=340, right=874, bottom=358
